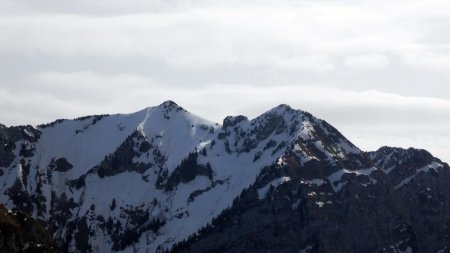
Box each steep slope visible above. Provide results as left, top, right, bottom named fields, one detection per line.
left=0, top=101, right=449, bottom=253
left=170, top=146, right=450, bottom=253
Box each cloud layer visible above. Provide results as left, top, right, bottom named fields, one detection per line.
left=1, top=0, right=450, bottom=162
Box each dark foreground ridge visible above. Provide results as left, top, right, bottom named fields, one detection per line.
left=0, top=205, right=59, bottom=253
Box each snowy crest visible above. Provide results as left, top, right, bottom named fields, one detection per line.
left=0, top=101, right=448, bottom=253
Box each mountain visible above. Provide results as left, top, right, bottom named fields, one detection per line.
left=0, top=101, right=449, bottom=253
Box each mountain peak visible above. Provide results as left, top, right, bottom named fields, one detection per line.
left=159, top=100, right=182, bottom=109
left=276, top=103, right=292, bottom=110
left=374, top=146, right=433, bottom=157
left=223, top=115, right=248, bottom=128
left=153, top=100, right=187, bottom=116
left=265, top=103, right=298, bottom=116
left=2, top=102, right=449, bottom=253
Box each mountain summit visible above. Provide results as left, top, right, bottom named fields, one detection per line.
left=0, top=102, right=449, bottom=253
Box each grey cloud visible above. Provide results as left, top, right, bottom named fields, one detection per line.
left=1, top=0, right=450, bottom=162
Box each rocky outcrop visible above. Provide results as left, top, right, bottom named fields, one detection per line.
left=96, top=131, right=151, bottom=178
left=165, top=152, right=213, bottom=191
left=0, top=124, right=40, bottom=168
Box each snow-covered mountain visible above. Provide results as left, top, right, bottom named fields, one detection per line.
left=0, top=101, right=449, bottom=253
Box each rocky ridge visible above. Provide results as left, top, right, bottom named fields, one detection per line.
left=0, top=101, right=448, bottom=253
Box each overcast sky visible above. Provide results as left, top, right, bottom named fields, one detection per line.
left=1, top=0, right=450, bottom=162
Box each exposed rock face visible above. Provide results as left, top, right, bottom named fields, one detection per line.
left=0, top=101, right=449, bottom=253
left=0, top=124, right=40, bottom=168
left=95, top=131, right=151, bottom=178
left=0, top=205, right=59, bottom=253
left=165, top=152, right=213, bottom=191
left=170, top=147, right=450, bottom=253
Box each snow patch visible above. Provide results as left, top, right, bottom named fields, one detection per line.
left=23, top=129, right=35, bottom=138
left=301, top=179, right=325, bottom=187
left=314, top=141, right=335, bottom=163
left=299, top=245, right=312, bottom=253
left=257, top=177, right=291, bottom=199
left=315, top=201, right=324, bottom=207
left=327, top=167, right=378, bottom=192
left=298, top=121, right=315, bottom=140
left=291, top=199, right=301, bottom=210
left=395, top=162, right=443, bottom=189
left=338, top=140, right=361, bottom=154
left=384, top=165, right=395, bottom=174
